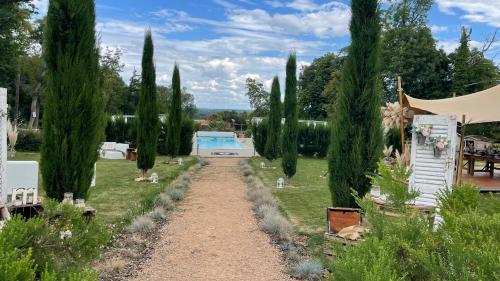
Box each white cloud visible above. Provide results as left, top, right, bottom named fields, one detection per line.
left=436, top=0, right=500, bottom=27
left=430, top=25, right=448, bottom=33
left=32, top=0, right=48, bottom=16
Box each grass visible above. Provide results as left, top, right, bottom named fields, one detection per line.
left=10, top=152, right=196, bottom=225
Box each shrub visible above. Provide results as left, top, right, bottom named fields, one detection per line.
left=241, top=164, right=254, bottom=176
left=254, top=204, right=278, bottom=219
left=149, top=207, right=167, bottom=221
left=297, top=123, right=330, bottom=157
left=179, top=116, right=195, bottom=156
left=0, top=248, right=36, bottom=281
left=127, top=215, right=155, bottom=234
left=0, top=200, right=109, bottom=278
left=155, top=193, right=174, bottom=210
left=260, top=212, right=294, bottom=242
left=16, top=130, right=42, bottom=152
left=385, top=127, right=402, bottom=154
left=290, top=260, right=323, bottom=280
left=168, top=188, right=185, bottom=201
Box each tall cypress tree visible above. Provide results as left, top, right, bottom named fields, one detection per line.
left=136, top=30, right=159, bottom=177
left=166, top=64, right=182, bottom=158
left=451, top=27, right=471, bottom=96
left=281, top=54, right=298, bottom=179
left=264, top=76, right=281, bottom=163
left=41, top=0, right=104, bottom=201
left=328, top=0, right=383, bottom=208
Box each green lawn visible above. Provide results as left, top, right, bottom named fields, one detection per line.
left=10, top=152, right=196, bottom=225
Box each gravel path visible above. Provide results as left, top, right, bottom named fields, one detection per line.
left=129, top=158, right=291, bottom=281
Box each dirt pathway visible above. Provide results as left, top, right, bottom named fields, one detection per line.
left=129, top=158, right=291, bottom=281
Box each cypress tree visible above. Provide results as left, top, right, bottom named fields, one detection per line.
left=136, top=30, right=159, bottom=177
left=166, top=64, right=182, bottom=158
left=264, top=76, right=281, bottom=163
left=328, top=0, right=383, bottom=207
left=41, top=0, right=104, bottom=201
left=281, top=54, right=298, bottom=179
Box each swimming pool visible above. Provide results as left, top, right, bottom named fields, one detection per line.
left=196, top=136, right=244, bottom=149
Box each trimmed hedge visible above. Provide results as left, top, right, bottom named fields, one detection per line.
left=252, top=121, right=330, bottom=158
left=157, top=117, right=194, bottom=156
left=16, top=130, right=43, bottom=152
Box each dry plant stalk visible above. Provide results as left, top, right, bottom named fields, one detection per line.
left=395, top=143, right=411, bottom=166
left=7, top=119, right=18, bottom=150
left=382, top=102, right=409, bottom=132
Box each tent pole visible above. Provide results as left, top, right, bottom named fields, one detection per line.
left=397, top=76, right=405, bottom=153
left=457, top=115, right=466, bottom=185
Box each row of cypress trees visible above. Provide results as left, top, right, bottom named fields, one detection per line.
left=260, top=54, right=298, bottom=179
left=41, top=0, right=185, bottom=200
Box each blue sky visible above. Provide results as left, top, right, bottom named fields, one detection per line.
left=33, top=0, right=500, bottom=109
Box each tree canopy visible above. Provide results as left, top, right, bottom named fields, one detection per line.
left=245, top=77, right=269, bottom=116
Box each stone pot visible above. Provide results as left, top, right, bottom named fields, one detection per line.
left=326, top=207, right=361, bottom=234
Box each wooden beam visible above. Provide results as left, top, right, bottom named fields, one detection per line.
left=397, top=76, right=405, bottom=153
left=457, top=115, right=466, bottom=185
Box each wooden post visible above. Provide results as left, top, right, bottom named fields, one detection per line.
left=397, top=76, right=405, bottom=153
left=456, top=115, right=466, bottom=185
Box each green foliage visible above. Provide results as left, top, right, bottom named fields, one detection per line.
left=328, top=0, right=383, bottom=207
left=157, top=85, right=197, bottom=118
left=245, top=77, right=269, bottom=116
left=282, top=53, right=299, bottom=178
left=298, top=53, right=345, bottom=120
left=166, top=65, right=182, bottom=158
left=385, top=127, right=402, bottom=153
left=252, top=119, right=268, bottom=156
left=0, top=248, right=35, bottom=281
left=368, top=162, right=419, bottom=209
left=105, top=115, right=134, bottom=143
left=264, top=76, right=281, bottom=161
left=16, top=129, right=42, bottom=152
left=179, top=116, right=195, bottom=155
left=122, top=69, right=140, bottom=115
left=100, top=47, right=128, bottom=115
left=41, top=0, right=105, bottom=201
left=332, top=175, right=500, bottom=281
left=0, top=200, right=109, bottom=280
left=297, top=123, right=330, bottom=158
left=136, top=30, right=159, bottom=174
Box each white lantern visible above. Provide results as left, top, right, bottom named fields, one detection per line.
left=151, top=172, right=159, bottom=184
left=277, top=178, right=285, bottom=189
left=75, top=199, right=86, bottom=208
left=63, top=192, right=74, bottom=205
left=178, top=158, right=184, bottom=166
left=260, top=162, right=266, bottom=169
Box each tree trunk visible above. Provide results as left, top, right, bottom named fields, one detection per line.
left=14, top=67, right=20, bottom=126
left=29, top=95, right=40, bottom=129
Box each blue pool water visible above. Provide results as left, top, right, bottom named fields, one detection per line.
left=197, top=136, right=244, bottom=149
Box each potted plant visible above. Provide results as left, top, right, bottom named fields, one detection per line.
left=413, top=125, right=432, bottom=145
left=432, top=136, right=449, bottom=158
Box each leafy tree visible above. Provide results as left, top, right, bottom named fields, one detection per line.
left=18, top=54, right=45, bottom=128
left=450, top=27, right=499, bottom=96
left=245, top=77, right=269, bottom=116
left=122, top=69, right=140, bottom=114
left=0, top=0, right=34, bottom=95
left=381, top=0, right=450, bottom=101
left=298, top=53, right=344, bottom=120
left=136, top=30, right=159, bottom=177
left=157, top=85, right=197, bottom=117
left=321, top=67, right=343, bottom=117
left=166, top=65, right=182, bottom=158
left=41, top=0, right=104, bottom=200
left=264, top=76, right=281, bottom=163
left=100, top=47, right=127, bottom=114
left=281, top=54, right=298, bottom=179
left=328, top=0, right=383, bottom=207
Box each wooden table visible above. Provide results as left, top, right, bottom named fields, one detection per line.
left=464, top=153, right=500, bottom=177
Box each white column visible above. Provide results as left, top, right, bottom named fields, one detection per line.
left=0, top=88, right=8, bottom=208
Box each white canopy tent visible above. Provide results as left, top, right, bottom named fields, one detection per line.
left=404, top=84, right=500, bottom=124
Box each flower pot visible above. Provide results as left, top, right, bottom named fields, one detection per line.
left=433, top=147, right=443, bottom=158
left=326, top=207, right=361, bottom=234
left=417, top=134, right=427, bottom=145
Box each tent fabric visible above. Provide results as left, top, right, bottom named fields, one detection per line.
left=403, top=84, right=500, bottom=124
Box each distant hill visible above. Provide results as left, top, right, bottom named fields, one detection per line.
left=194, top=108, right=251, bottom=119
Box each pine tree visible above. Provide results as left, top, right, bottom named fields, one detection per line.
left=41, top=0, right=104, bottom=200
left=136, top=30, right=159, bottom=177
left=451, top=27, right=471, bottom=96
left=281, top=54, right=298, bottom=179
left=166, top=64, right=182, bottom=158
left=328, top=0, right=383, bottom=208
left=264, top=76, right=281, bottom=163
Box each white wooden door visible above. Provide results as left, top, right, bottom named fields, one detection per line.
left=410, top=115, right=457, bottom=206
